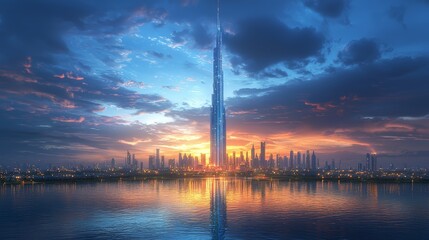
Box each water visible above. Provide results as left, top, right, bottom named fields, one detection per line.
left=1, top=178, right=429, bottom=239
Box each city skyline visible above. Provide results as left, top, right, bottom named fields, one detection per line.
left=1, top=0, right=429, bottom=168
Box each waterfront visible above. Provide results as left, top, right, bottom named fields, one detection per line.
left=1, top=178, right=429, bottom=239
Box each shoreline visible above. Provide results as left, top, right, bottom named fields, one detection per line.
left=2, top=173, right=429, bottom=185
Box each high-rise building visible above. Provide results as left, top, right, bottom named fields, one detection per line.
left=201, top=153, right=207, bottom=167
left=311, top=151, right=317, bottom=170
left=232, top=151, right=236, bottom=170
left=366, top=153, right=371, bottom=171
left=111, top=158, right=115, bottom=169
left=268, top=153, right=274, bottom=169
left=297, top=151, right=302, bottom=169
left=210, top=1, right=226, bottom=168
left=306, top=150, right=311, bottom=170
left=289, top=151, right=294, bottom=169
left=179, top=153, right=183, bottom=168
left=371, top=153, right=377, bottom=171
left=251, top=144, right=258, bottom=168
left=260, top=142, right=266, bottom=168
left=161, top=156, right=165, bottom=169
left=168, top=159, right=175, bottom=169
left=156, top=149, right=160, bottom=169
left=126, top=150, right=132, bottom=167
left=149, top=155, right=155, bottom=170
left=184, top=154, right=189, bottom=169
left=275, top=154, right=281, bottom=169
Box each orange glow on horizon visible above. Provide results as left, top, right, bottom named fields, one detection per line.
left=92, top=129, right=376, bottom=162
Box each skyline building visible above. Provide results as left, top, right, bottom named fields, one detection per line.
left=297, top=152, right=302, bottom=169
left=156, top=148, right=160, bottom=169
left=210, top=0, right=227, bottom=168
left=370, top=153, right=377, bottom=171
left=311, top=151, right=317, bottom=170
left=260, top=141, right=266, bottom=168
left=366, top=153, right=371, bottom=171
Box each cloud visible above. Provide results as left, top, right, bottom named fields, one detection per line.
left=52, top=116, right=85, bottom=123
left=145, top=51, right=171, bottom=59
left=250, top=68, right=288, bottom=79
left=304, top=0, right=348, bottom=18
left=223, top=56, right=429, bottom=156
left=337, top=38, right=381, bottom=65
left=388, top=5, right=407, bottom=28
left=191, top=23, right=213, bottom=49
left=120, top=80, right=146, bottom=89
left=224, top=17, right=325, bottom=75
left=0, top=0, right=166, bottom=65
left=0, top=0, right=92, bottom=64
left=170, top=29, right=190, bottom=48
left=66, top=72, right=84, bottom=81
left=162, top=86, right=181, bottom=92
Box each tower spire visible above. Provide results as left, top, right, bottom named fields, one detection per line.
left=217, top=0, right=220, bottom=31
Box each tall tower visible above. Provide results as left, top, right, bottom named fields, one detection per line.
left=260, top=142, right=266, bottom=168
left=210, top=0, right=226, bottom=168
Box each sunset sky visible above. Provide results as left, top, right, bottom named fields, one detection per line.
left=1, top=0, right=429, bottom=168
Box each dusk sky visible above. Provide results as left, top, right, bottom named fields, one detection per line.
left=1, top=0, right=429, bottom=168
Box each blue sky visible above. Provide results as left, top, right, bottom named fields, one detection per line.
left=1, top=0, right=429, bottom=168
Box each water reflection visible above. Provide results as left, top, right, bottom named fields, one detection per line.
left=1, top=179, right=429, bottom=239
left=210, top=179, right=227, bottom=240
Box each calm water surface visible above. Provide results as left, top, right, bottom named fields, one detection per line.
left=1, top=178, right=429, bottom=239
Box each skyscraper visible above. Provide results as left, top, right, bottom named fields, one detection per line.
left=306, top=150, right=311, bottom=170
left=371, top=153, right=377, bottom=171
left=201, top=153, right=207, bottom=167
left=260, top=141, right=266, bottom=168
left=311, top=151, right=317, bottom=170
left=366, top=153, right=371, bottom=171
left=156, top=148, right=160, bottom=169
left=210, top=0, right=226, bottom=168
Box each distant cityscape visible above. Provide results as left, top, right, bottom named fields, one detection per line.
left=118, top=142, right=380, bottom=173
left=2, top=142, right=428, bottom=184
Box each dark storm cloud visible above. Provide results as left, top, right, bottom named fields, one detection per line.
left=224, top=17, right=325, bottom=74
left=228, top=56, right=429, bottom=129
left=0, top=0, right=166, bottom=64
left=337, top=38, right=381, bottom=65
left=304, top=0, right=348, bottom=18
left=0, top=0, right=91, bottom=64
left=169, top=24, right=213, bottom=49
left=171, top=29, right=190, bottom=46
left=191, top=23, right=213, bottom=49
left=254, top=69, right=288, bottom=79
left=388, top=5, right=407, bottom=28
left=166, top=0, right=291, bottom=24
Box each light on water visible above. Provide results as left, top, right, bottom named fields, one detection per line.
left=1, top=178, right=429, bottom=239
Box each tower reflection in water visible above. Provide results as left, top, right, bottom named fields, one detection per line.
left=210, top=179, right=227, bottom=240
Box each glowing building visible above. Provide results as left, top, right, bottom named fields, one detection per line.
left=210, top=0, right=226, bottom=168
